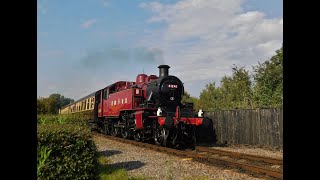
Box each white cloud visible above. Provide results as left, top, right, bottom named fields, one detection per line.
left=81, top=19, right=97, bottom=29
left=139, top=0, right=283, bottom=97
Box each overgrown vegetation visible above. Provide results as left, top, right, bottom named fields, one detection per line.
left=182, top=46, right=283, bottom=111
left=37, top=113, right=147, bottom=179
left=37, top=110, right=96, bottom=180
left=37, top=124, right=97, bottom=180
left=37, top=146, right=52, bottom=177
left=37, top=93, right=74, bottom=114
left=37, top=113, right=89, bottom=126
left=253, top=47, right=283, bottom=108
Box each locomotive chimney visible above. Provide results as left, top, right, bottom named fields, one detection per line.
left=158, top=65, right=170, bottom=77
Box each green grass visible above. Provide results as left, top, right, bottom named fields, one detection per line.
left=96, top=156, right=147, bottom=180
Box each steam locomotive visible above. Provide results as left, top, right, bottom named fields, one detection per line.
left=60, top=65, right=211, bottom=148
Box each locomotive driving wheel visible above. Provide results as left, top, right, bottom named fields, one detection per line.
left=111, top=125, right=118, bottom=137
left=103, top=124, right=109, bottom=135
left=121, top=112, right=129, bottom=139
left=134, top=131, right=142, bottom=141
left=103, top=121, right=111, bottom=135
left=154, top=124, right=169, bottom=146
left=154, top=123, right=162, bottom=145
left=121, top=128, right=129, bottom=139
left=188, top=136, right=196, bottom=150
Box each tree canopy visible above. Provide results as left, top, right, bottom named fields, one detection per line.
left=196, top=66, right=253, bottom=111
left=182, top=46, right=283, bottom=110
left=37, top=94, right=74, bottom=114
left=253, top=47, right=283, bottom=108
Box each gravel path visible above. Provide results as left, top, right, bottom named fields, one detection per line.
left=93, top=135, right=270, bottom=180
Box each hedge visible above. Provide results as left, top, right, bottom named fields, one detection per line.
left=37, top=113, right=89, bottom=126
left=37, top=124, right=97, bottom=180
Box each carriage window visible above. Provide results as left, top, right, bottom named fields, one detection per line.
left=91, top=97, right=94, bottom=109
left=82, top=101, right=84, bottom=110
left=87, top=99, right=90, bottom=109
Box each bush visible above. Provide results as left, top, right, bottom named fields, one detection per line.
left=37, top=113, right=89, bottom=126
left=37, top=124, right=97, bottom=180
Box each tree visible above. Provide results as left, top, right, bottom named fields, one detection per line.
left=45, top=96, right=58, bottom=114
left=198, top=66, right=253, bottom=111
left=187, top=45, right=283, bottom=111
left=37, top=98, right=47, bottom=114
left=219, top=66, right=253, bottom=109
left=253, top=46, right=283, bottom=108
left=198, top=82, right=223, bottom=111
left=37, top=94, right=74, bottom=114
left=48, top=94, right=74, bottom=114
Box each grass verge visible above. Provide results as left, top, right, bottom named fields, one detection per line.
left=96, top=155, right=146, bottom=180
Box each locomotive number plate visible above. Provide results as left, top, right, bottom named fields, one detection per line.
left=168, top=84, right=178, bottom=88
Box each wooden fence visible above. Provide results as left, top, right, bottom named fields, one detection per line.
left=204, top=108, right=283, bottom=148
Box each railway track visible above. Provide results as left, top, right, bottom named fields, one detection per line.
left=92, top=132, right=283, bottom=179
left=195, top=146, right=283, bottom=178
left=196, top=146, right=282, bottom=165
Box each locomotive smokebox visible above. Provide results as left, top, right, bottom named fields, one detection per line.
left=158, top=65, right=170, bottom=77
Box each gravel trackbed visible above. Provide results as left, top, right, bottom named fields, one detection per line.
left=93, top=135, right=273, bottom=180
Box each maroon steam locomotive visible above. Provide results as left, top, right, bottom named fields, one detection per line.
left=61, top=65, right=211, bottom=148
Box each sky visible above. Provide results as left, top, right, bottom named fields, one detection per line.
left=37, top=0, right=283, bottom=100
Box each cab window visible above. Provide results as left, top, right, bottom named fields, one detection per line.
left=103, top=89, right=109, bottom=99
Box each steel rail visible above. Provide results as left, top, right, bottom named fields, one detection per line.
left=196, top=146, right=283, bottom=165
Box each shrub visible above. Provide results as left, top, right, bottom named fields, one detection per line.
left=37, top=124, right=97, bottom=180
left=37, top=113, right=89, bottom=126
